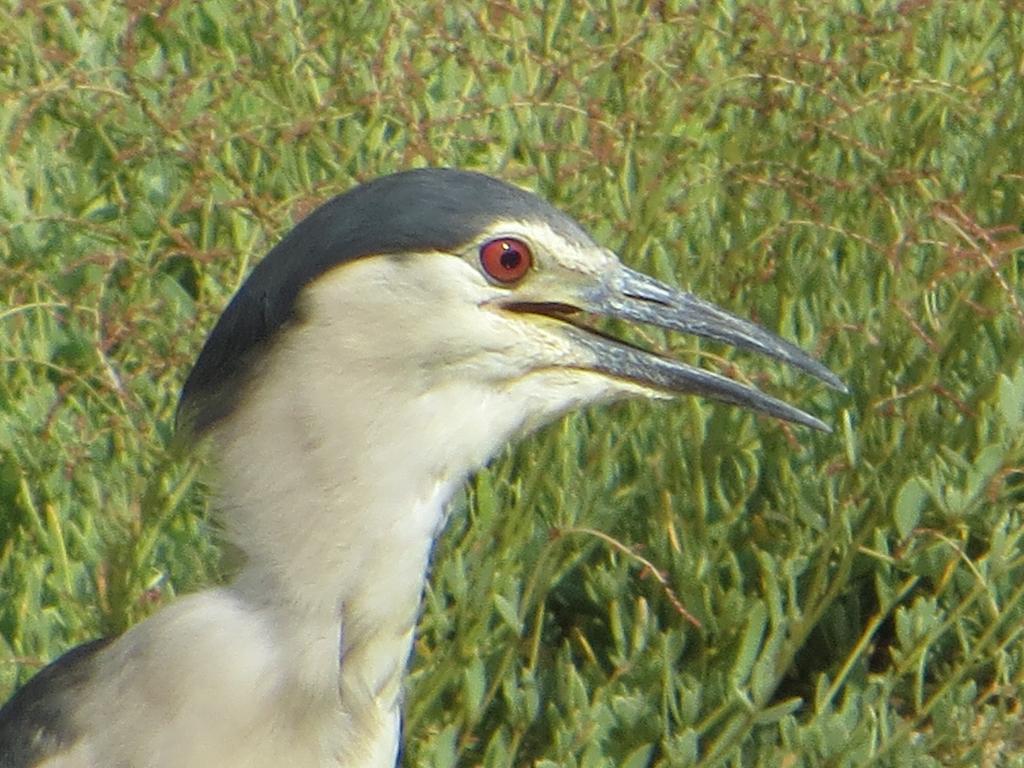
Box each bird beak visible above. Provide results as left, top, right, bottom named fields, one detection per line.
left=509, top=264, right=846, bottom=432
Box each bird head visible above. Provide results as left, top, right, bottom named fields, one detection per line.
left=177, top=169, right=844, bottom=447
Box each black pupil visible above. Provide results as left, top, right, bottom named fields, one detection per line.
left=499, top=244, right=521, bottom=271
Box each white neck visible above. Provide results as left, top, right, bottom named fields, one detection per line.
left=208, top=356, right=528, bottom=764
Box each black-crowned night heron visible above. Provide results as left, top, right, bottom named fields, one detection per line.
left=0, top=168, right=844, bottom=767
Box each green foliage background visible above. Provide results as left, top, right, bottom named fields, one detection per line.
left=2, top=1, right=1023, bottom=765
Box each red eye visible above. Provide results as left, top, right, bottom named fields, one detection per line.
left=479, top=237, right=532, bottom=285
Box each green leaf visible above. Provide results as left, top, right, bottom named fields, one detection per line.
left=893, top=477, right=928, bottom=539
left=463, top=656, right=486, bottom=718
left=997, top=369, right=1024, bottom=430
left=620, top=743, right=654, bottom=768
left=731, top=600, right=767, bottom=687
